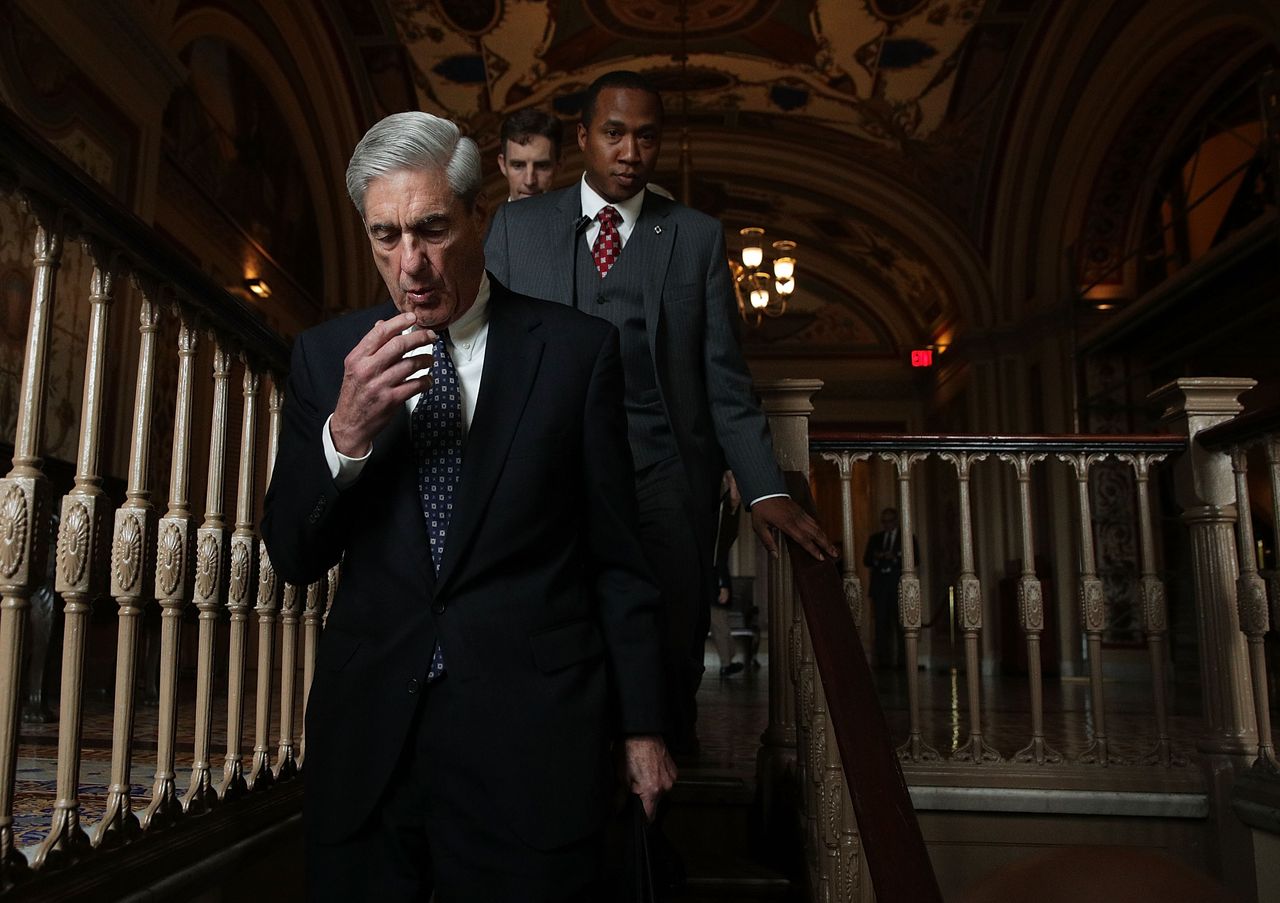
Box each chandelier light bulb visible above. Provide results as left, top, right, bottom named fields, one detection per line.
left=775, top=277, right=795, bottom=295
left=750, top=288, right=770, bottom=309
left=740, top=227, right=765, bottom=269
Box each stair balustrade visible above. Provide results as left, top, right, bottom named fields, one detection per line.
left=0, top=101, right=306, bottom=898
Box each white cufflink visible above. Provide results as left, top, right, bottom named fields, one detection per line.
left=654, top=226, right=663, bottom=234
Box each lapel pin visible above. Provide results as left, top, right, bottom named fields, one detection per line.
left=654, top=225, right=663, bottom=235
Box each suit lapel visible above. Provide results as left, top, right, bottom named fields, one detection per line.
left=548, top=187, right=582, bottom=308
left=635, top=193, right=675, bottom=366
left=433, top=281, right=544, bottom=591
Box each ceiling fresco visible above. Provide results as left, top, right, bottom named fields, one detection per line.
left=386, top=0, right=1017, bottom=354
left=392, top=0, right=984, bottom=146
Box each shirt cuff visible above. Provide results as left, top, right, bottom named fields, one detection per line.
left=748, top=492, right=789, bottom=508
left=322, top=414, right=371, bottom=490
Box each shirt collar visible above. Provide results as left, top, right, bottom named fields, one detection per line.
left=447, top=271, right=489, bottom=345
left=579, top=176, right=645, bottom=230
left=401, top=271, right=489, bottom=344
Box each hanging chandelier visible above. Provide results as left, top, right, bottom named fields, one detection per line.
left=730, top=227, right=797, bottom=326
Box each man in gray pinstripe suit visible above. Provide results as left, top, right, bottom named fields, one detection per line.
left=486, top=71, right=835, bottom=753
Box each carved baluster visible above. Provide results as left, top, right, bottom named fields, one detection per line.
left=0, top=216, right=62, bottom=886
left=1117, top=452, right=1182, bottom=767
left=35, top=248, right=119, bottom=869
left=820, top=451, right=871, bottom=631
left=325, top=561, right=341, bottom=626
left=1264, top=438, right=1274, bottom=627
left=299, top=578, right=325, bottom=769
left=275, top=580, right=300, bottom=780
left=998, top=451, right=1063, bottom=765
left=757, top=379, right=820, bottom=809
left=219, top=363, right=259, bottom=801
left=95, top=283, right=162, bottom=849
left=143, top=317, right=198, bottom=830
left=1267, top=437, right=1280, bottom=661
left=880, top=451, right=939, bottom=762
left=183, top=339, right=232, bottom=815
left=250, top=381, right=283, bottom=791
left=1229, top=446, right=1278, bottom=770
left=1060, top=452, right=1122, bottom=766
left=941, top=451, right=1000, bottom=764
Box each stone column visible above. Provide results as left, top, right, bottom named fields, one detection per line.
left=1151, top=377, right=1258, bottom=899
left=1152, top=378, right=1258, bottom=756
left=755, top=379, right=821, bottom=817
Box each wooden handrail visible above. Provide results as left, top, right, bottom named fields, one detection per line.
left=811, top=432, right=1186, bottom=455
left=783, top=471, right=943, bottom=903
left=0, top=102, right=289, bottom=376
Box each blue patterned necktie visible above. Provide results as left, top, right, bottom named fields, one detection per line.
left=413, top=330, right=463, bottom=682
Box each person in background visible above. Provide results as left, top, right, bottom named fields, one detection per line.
left=485, top=69, right=836, bottom=755
left=711, top=473, right=743, bottom=676
left=497, top=108, right=561, bottom=201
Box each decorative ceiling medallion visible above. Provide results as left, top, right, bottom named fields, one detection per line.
left=587, top=0, right=780, bottom=41
left=432, top=0, right=502, bottom=36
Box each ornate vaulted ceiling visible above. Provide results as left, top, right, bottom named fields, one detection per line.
left=381, top=0, right=1031, bottom=355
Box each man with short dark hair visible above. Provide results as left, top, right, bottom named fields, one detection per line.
left=498, top=107, right=562, bottom=200
left=863, top=507, right=915, bottom=669
left=485, top=70, right=836, bottom=754
left=263, top=110, right=674, bottom=901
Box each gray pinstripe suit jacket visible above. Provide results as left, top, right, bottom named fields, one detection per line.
left=485, top=184, right=785, bottom=530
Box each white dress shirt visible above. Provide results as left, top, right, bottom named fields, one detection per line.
left=322, top=273, right=491, bottom=489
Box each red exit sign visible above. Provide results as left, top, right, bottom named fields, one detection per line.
left=911, top=349, right=934, bottom=367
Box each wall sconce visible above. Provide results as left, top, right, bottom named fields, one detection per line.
left=244, top=278, right=272, bottom=299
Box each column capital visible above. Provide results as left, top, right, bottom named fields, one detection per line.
left=1151, top=378, right=1256, bottom=510
left=755, top=379, right=823, bottom=417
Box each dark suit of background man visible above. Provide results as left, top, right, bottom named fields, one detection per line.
left=261, top=111, right=675, bottom=902
left=863, top=507, right=914, bottom=669
left=485, top=70, right=836, bottom=753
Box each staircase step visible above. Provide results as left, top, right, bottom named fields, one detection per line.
left=676, top=855, right=795, bottom=900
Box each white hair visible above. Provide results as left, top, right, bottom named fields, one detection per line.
left=345, top=111, right=483, bottom=217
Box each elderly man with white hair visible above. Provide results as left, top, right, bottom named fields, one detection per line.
left=262, top=110, right=675, bottom=902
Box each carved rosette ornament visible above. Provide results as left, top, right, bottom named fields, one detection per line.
left=822, top=766, right=843, bottom=847
left=960, top=573, right=982, bottom=629
left=156, top=521, right=185, bottom=598
left=799, top=658, right=816, bottom=726
left=1017, top=576, right=1043, bottom=631
left=1141, top=576, right=1167, bottom=633
left=111, top=512, right=143, bottom=594
left=57, top=500, right=91, bottom=589
left=809, top=714, right=826, bottom=782
left=257, top=545, right=277, bottom=612
left=194, top=532, right=221, bottom=602
left=0, top=482, right=29, bottom=580
left=841, top=575, right=863, bottom=627
left=1237, top=574, right=1270, bottom=636
left=1080, top=576, right=1106, bottom=632
left=838, top=831, right=860, bottom=899
left=898, top=574, right=922, bottom=628
left=228, top=537, right=251, bottom=607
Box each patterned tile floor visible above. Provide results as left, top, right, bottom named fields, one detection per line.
left=13, top=676, right=305, bottom=851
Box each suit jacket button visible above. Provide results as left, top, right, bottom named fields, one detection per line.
left=431, top=599, right=446, bottom=615
left=406, top=678, right=420, bottom=695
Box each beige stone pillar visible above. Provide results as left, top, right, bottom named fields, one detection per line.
left=1152, top=377, right=1258, bottom=899
left=755, top=379, right=821, bottom=817
left=1152, top=378, right=1258, bottom=756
